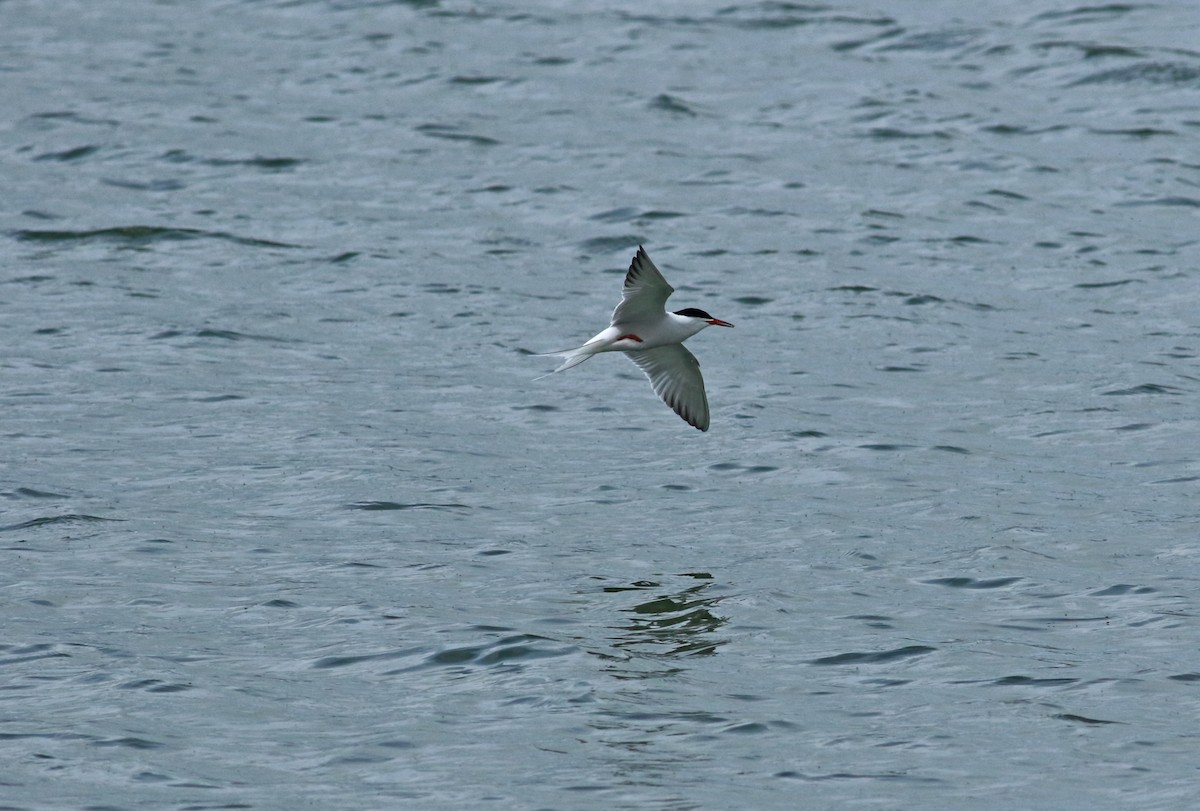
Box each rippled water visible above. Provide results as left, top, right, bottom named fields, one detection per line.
left=5, top=1, right=1200, bottom=808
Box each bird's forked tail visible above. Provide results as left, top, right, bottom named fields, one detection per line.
left=533, top=342, right=601, bottom=380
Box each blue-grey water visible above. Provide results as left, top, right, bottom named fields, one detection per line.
left=4, top=1, right=1200, bottom=808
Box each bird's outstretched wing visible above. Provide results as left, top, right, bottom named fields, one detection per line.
left=625, top=344, right=710, bottom=431
left=611, top=246, right=674, bottom=326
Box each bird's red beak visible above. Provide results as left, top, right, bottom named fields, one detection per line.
left=707, top=318, right=734, bottom=328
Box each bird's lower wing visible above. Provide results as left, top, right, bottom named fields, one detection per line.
left=624, top=344, right=710, bottom=431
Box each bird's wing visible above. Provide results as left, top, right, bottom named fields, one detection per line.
left=611, top=246, right=674, bottom=326
left=625, top=344, right=710, bottom=431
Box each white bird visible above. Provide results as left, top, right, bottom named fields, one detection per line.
left=538, top=246, right=733, bottom=431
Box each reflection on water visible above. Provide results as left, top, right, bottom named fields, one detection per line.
left=600, top=573, right=729, bottom=676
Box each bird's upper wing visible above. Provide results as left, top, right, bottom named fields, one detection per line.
left=611, top=246, right=674, bottom=326
left=625, top=344, right=710, bottom=431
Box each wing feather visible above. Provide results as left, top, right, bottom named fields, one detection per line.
left=611, top=246, right=674, bottom=326
left=624, top=344, right=710, bottom=431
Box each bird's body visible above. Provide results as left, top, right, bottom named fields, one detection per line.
left=538, top=246, right=733, bottom=431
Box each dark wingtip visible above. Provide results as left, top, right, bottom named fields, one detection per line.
left=626, top=246, right=649, bottom=285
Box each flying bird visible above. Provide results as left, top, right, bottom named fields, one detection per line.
left=538, top=246, right=733, bottom=431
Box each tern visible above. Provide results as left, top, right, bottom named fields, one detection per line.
left=538, top=246, right=734, bottom=431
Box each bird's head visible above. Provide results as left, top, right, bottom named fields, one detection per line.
left=673, top=307, right=735, bottom=329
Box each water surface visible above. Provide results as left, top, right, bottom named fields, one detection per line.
left=4, top=1, right=1200, bottom=808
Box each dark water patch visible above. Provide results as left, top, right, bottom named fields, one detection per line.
left=717, top=5, right=893, bottom=31
left=34, top=145, right=100, bottom=161
left=1091, top=127, right=1177, bottom=138
left=1168, top=673, right=1200, bottom=682
left=932, top=445, right=970, bottom=454
left=846, top=614, right=894, bottom=623
left=28, top=110, right=120, bottom=127
left=189, top=394, right=244, bottom=403
left=904, top=294, right=944, bottom=305
left=0, top=644, right=72, bottom=666
left=11, top=226, right=298, bottom=249
left=1150, top=475, right=1200, bottom=484
left=132, top=771, right=174, bottom=783
left=832, top=25, right=906, bottom=53
left=1054, top=713, right=1120, bottom=725
left=864, top=127, right=952, bottom=140
left=791, top=430, right=827, bottom=438
left=2, top=273, right=56, bottom=284
left=590, top=207, right=685, bottom=223
left=193, top=328, right=297, bottom=344
left=590, top=207, right=639, bottom=222
left=159, top=149, right=304, bottom=171
left=649, top=93, right=699, bottom=116
left=514, top=404, right=560, bottom=412
left=4, top=487, right=67, bottom=499
left=601, top=580, right=662, bottom=594
left=1072, top=62, right=1200, bottom=87
left=987, top=188, right=1029, bottom=201
left=1090, top=584, right=1155, bottom=596
left=1102, top=383, right=1183, bottom=396
left=118, top=679, right=193, bottom=694
left=1021, top=615, right=1111, bottom=625
left=858, top=444, right=917, bottom=451
left=448, top=75, right=506, bottom=85
left=262, top=599, right=299, bottom=608
left=476, top=548, right=512, bottom=556
left=876, top=27, right=982, bottom=53
left=414, top=123, right=500, bottom=146
left=578, top=235, right=643, bottom=254
left=93, top=737, right=163, bottom=750
left=861, top=233, right=900, bottom=245
left=346, top=501, right=470, bottom=512
left=1115, top=196, right=1200, bottom=208
left=830, top=285, right=877, bottom=293
left=102, top=177, right=187, bottom=192
left=1031, top=5, right=1140, bottom=23
left=924, top=576, right=1022, bottom=589
left=0, top=514, right=119, bottom=532
left=1032, top=41, right=1143, bottom=59
left=776, top=770, right=943, bottom=784
left=312, top=648, right=425, bottom=670
left=990, top=675, right=1078, bottom=687
left=878, top=366, right=924, bottom=372
left=1075, top=279, right=1139, bottom=288
left=722, top=206, right=793, bottom=217
left=810, top=646, right=936, bottom=666
left=708, top=462, right=779, bottom=474
left=607, top=577, right=727, bottom=658
left=134, top=538, right=175, bottom=554
left=734, top=296, right=773, bottom=306
left=417, top=635, right=574, bottom=670
left=982, top=123, right=1069, bottom=136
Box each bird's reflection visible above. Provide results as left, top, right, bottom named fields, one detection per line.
left=603, top=572, right=729, bottom=663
